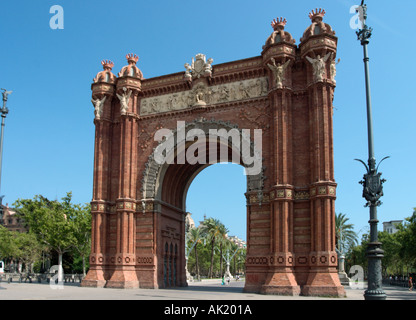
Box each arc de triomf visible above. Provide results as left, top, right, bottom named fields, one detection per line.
left=82, top=8, right=345, bottom=297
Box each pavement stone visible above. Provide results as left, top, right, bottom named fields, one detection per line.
left=1, top=280, right=413, bottom=319
left=0, top=279, right=414, bottom=301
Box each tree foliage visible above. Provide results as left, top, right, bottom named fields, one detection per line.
left=0, top=192, right=92, bottom=277
left=346, top=208, right=416, bottom=277
left=15, top=194, right=76, bottom=257
left=186, top=217, right=246, bottom=279
left=200, top=217, right=229, bottom=278
left=335, top=212, right=358, bottom=255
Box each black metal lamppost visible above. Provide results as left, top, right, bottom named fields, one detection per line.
left=0, top=88, right=11, bottom=224
left=355, top=1, right=388, bottom=300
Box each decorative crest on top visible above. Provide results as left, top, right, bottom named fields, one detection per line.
left=118, top=53, right=144, bottom=79
left=309, top=8, right=326, bottom=22
left=300, top=8, right=335, bottom=42
left=101, top=60, right=114, bottom=70
left=93, top=59, right=116, bottom=84
left=264, top=16, right=295, bottom=47
left=271, top=17, right=287, bottom=30
left=126, top=53, right=139, bottom=64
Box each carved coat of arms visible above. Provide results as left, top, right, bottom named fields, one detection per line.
left=184, top=53, right=214, bottom=80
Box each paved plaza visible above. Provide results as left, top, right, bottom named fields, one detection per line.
left=0, top=279, right=414, bottom=300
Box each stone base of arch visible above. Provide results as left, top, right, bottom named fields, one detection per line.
left=261, top=273, right=301, bottom=296
left=301, top=269, right=346, bottom=297
left=81, top=267, right=107, bottom=288
left=104, top=267, right=140, bottom=289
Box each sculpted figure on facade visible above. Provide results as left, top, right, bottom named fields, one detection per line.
left=306, top=52, right=331, bottom=82
left=140, top=99, right=149, bottom=114
left=239, top=82, right=251, bottom=99
left=192, top=83, right=207, bottom=106
left=256, top=78, right=268, bottom=95
left=150, top=98, right=159, bottom=113
left=267, top=58, right=291, bottom=88
left=177, top=92, right=188, bottom=109
left=91, top=95, right=107, bottom=120
left=184, top=63, right=193, bottom=81
left=330, top=53, right=340, bottom=83
left=218, top=85, right=230, bottom=102
left=117, top=87, right=132, bottom=115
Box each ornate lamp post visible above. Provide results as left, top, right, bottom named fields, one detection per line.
left=355, top=1, right=387, bottom=300
left=0, top=88, right=11, bottom=224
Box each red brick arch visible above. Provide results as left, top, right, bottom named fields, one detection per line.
left=82, top=9, right=345, bottom=297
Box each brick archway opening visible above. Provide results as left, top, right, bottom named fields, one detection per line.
left=184, top=162, right=247, bottom=281
left=142, top=124, right=262, bottom=289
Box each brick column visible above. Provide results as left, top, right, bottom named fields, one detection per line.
left=82, top=83, right=114, bottom=288
left=261, top=84, right=300, bottom=295
left=105, top=80, right=141, bottom=289
left=301, top=82, right=345, bottom=297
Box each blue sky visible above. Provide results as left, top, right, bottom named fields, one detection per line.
left=0, top=0, right=414, bottom=241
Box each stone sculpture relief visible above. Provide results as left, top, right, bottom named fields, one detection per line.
left=117, top=87, right=132, bottom=115
left=184, top=53, right=214, bottom=80
left=140, top=77, right=268, bottom=116
left=267, top=58, right=291, bottom=88
left=91, top=96, right=107, bottom=119
left=305, top=52, right=331, bottom=82
left=330, top=53, right=340, bottom=83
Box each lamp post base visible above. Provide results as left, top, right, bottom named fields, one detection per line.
left=364, top=290, right=387, bottom=300
left=364, top=241, right=386, bottom=300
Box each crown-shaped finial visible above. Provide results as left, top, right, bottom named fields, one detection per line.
left=101, top=60, right=114, bottom=70
left=271, top=17, right=287, bottom=30
left=309, top=8, right=326, bottom=22
left=126, top=53, right=139, bottom=64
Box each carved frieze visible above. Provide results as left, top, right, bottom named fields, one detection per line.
left=140, top=77, right=268, bottom=115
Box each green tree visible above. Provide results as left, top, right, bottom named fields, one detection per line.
left=378, top=231, right=401, bottom=276
left=200, top=218, right=228, bottom=278
left=346, top=233, right=368, bottom=276
left=14, top=232, right=44, bottom=273
left=335, top=212, right=358, bottom=255
left=395, top=208, right=416, bottom=273
left=217, top=234, right=232, bottom=277
left=69, top=203, right=91, bottom=276
left=0, top=226, right=19, bottom=264
left=187, top=227, right=203, bottom=280
left=14, top=193, right=77, bottom=281
left=233, top=246, right=246, bottom=275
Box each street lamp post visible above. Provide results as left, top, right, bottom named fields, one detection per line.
left=0, top=88, right=11, bottom=224
left=355, top=1, right=387, bottom=300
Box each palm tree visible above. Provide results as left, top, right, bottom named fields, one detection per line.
left=232, top=244, right=246, bottom=276
left=187, top=227, right=203, bottom=280
left=201, top=217, right=229, bottom=278
left=217, top=233, right=232, bottom=277
left=335, top=212, right=358, bottom=255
